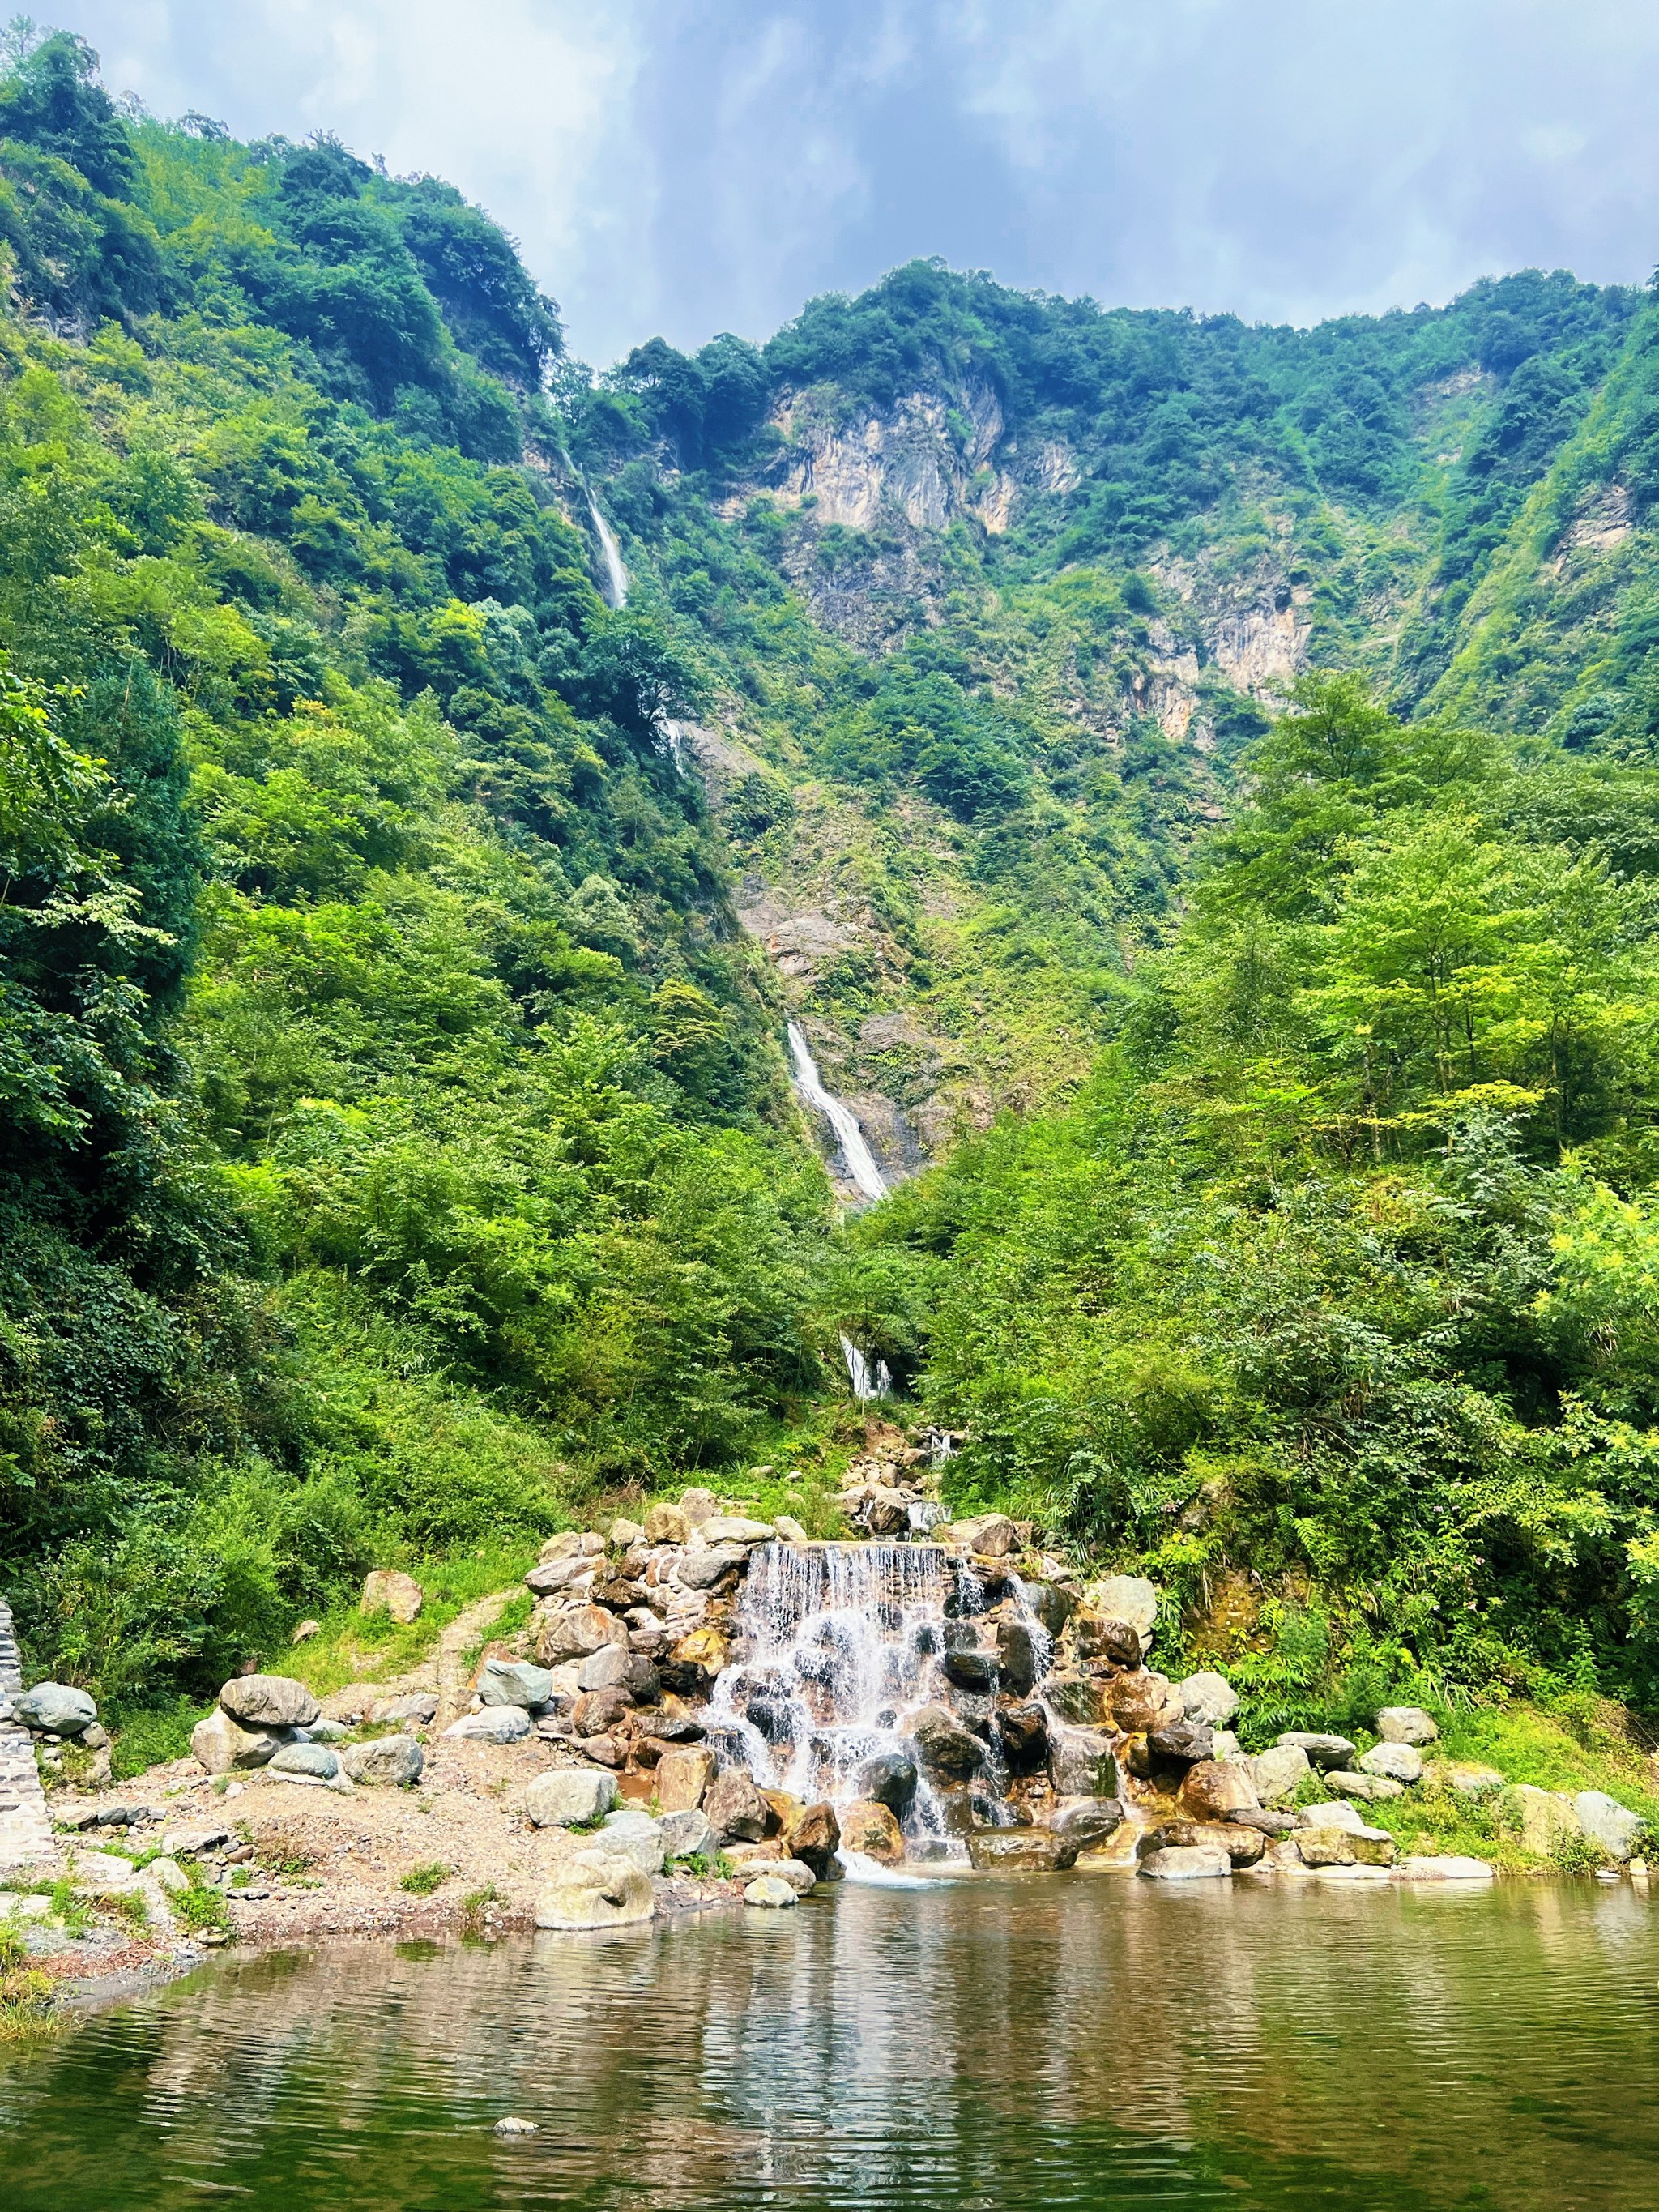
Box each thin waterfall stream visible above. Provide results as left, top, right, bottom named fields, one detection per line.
left=783, top=1021, right=892, bottom=1399
left=586, top=490, right=629, bottom=609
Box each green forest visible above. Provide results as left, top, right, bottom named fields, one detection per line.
left=10, top=26, right=1659, bottom=1749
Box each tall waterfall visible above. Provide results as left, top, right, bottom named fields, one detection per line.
left=784, top=1021, right=891, bottom=1396
left=586, top=493, right=629, bottom=609
left=706, top=1542, right=964, bottom=1854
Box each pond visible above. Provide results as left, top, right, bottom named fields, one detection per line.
left=3, top=1873, right=1657, bottom=2210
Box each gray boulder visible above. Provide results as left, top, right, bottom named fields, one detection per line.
left=1575, top=1791, right=1646, bottom=1863
left=522, top=1767, right=617, bottom=1829
left=855, top=1748, right=919, bottom=1813
left=909, top=1704, right=985, bottom=1780
left=1047, top=1725, right=1117, bottom=1797
left=341, top=1734, right=424, bottom=1787
left=576, top=1646, right=660, bottom=1702
left=1248, top=1744, right=1311, bottom=1806
left=674, top=1548, right=747, bottom=1591
left=1376, top=1706, right=1439, bottom=1746
left=1328, top=1770, right=1404, bottom=1804
left=267, top=1742, right=341, bottom=1781
left=1178, top=1672, right=1239, bottom=1727
left=1138, top=1845, right=1231, bottom=1881
left=190, top=1707, right=284, bottom=1775
left=220, top=1674, right=320, bottom=1730
left=1299, top=1799, right=1367, bottom=1833
left=1276, top=1732, right=1355, bottom=1769
left=659, top=1807, right=714, bottom=1860
left=597, top=1808, right=666, bottom=1876
left=443, top=1706, right=531, bottom=1744
left=479, top=1660, right=557, bottom=1711
left=16, top=1682, right=96, bottom=1736
left=535, top=1850, right=654, bottom=1929
left=744, top=1873, right=799, bottom=1907
left=1358, top=1741, right=1423, bottom=1785
left=1088, top=1576, right=1158, bottom=1638
left=1051, top=1796, right=1126, bottom=1848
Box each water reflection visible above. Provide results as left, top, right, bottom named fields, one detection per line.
left=3, top=1877, right=1657, bottom=2210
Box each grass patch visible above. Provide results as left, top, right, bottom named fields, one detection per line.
left=173, top=1881, right=232, bottom=1937
left=461, top=1883, right=505, bottom=1928
left=0, top=1929, right=55, bottom=2043
left=280, top=1545, right=540, bottom=1701
left=108, top=1697, right=207, bottom=1780
left=399, top=1862, right=451, bottom=1896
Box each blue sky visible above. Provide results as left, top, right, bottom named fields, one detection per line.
left=58, top=2, right=1659, bottom=365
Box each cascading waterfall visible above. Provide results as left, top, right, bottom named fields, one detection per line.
left=783, top=1021, right=891, bottom=1398
left=706, top=1542, right=962, bottom=1855
left=586, top=492, right=629, bottom=609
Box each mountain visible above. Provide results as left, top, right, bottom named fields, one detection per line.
left=6, top=28, right=1659, bottom=1728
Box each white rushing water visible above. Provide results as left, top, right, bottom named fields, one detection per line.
left=586, top=492, right=629, bottom=609
left=706, top=1542, right=962, bottom=1853
left=783, top=1021, right=892, bottom=1395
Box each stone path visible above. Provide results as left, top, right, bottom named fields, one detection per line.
left=0, top=1596, right=52, bottom=1867
left=433, top=1589, right=518, bottom=1727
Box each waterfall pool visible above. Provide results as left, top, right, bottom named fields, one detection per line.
left=4, top=1873, right=1656, bottom=2210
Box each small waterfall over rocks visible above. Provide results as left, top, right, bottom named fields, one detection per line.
left=784, top=1021, right=891, bottom=1398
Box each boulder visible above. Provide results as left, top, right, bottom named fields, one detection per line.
left=1051, top=1797, right=1125, bottom=1849
left=1178, top=1760, right=1260, bottom=1821
left=774, top=1515, right=811, bottom=1546
left=840, top=1800, right=905, bottom=1863
left=966, top=1829, right=1079, bottom=1872
left=668, top=1627, right=730, bottom=1676
left=220, top=1673, right=320, bottom=1730
left=15, top=1682, right=96, bottom=1736
left=1358, top=1741, right=1423, bottom=1785
left=996, top=1702, right=1049, bottom=1769
left=535, top=1850, right=655, bottom=1930
left=573, top=1689, right=632, bottom=1736
left=1395, top=1855, right=1496, bottom=1882
left=943, top=1628, right=999, bottom=1690
left=534, top=1603, right=629, bottom=1666
left=190, top=1706, right=284, bottom=1775
left=74, top=1851, right=141, bottom=1895
left=942, top=1513, right=1019, bottom=1558
left=1045, top=1672, right=1107, bottom=1726
left=1299, top=1799, right=1367, bottom=1833
left=1047, top=1726, right=1117, bottom=1798
left=701, top=1516, right=775, bottom=1548
left=1016, top=1578, right=1075, bottom=1637
left=1228, top=1808, right=1301, bottom=1838
left=855, top=1748, right=919, bottom=1813
left=1375, top=1706, right=1439, bottom=1746
left=292, top=1621, right=321, bottom=1644
left=678, top=1488, right=718, bottom=1527
left=1296, top=1823, right=1395, bottom=1868
left=1072, top=1616, right=1142, bottom=1667
left=1276, top=1732, right=1355, bottom=1769
left=1421, top=1759, right=1507, bottom=1797
left=1087, top=1576, right=1158, bottom=1639
left=744, top=1874, right=799, bottom=1908
left=643, top=1501, right=691, bottom=1545
left=675, top=1548, right=747, bottom=1591
left=655, top=1746, right=717, bottom=1813
left=576, top=1646, right=660, bottom=1703
left=909, top=1704, right=985, bottom=1780
left=341, top=1735, right=424, bottom=1787
left=1147, top=1719, right=1214, bottom=1766
left=762, top=1790, right=804, bottom=1838
left=539, top=1531, right=587, bottom=1562
left=525, top=1557, right=593, bottom=1596
left=659, top=1808, right=714, bottom=1860
left=360, top=1569, right=424, bottom=1625
left=1105, top=1670, right=1184, bottom=1735
left=1138, top=1845, right=1230, bottom=1881
left=268, top=1742, right=342, bottom=1782
left=787, top=1802, right=841, bottom=1877
left=1328, top=1770, right=1405, bottom=1804
left=762, top=1857, right=819, bottom=1895
left=1178, top=1672, right=1240, bottom=1728
left=863, top=1488, right=911, bottom=1536
left=1497, top=1783, right=1584, bottom=1858
left=1212, top=1730, right=1242, bottom=1760
left=1247, top=1744, right=1311, bottom=1806
left=1574, top=1791, right=1646, bottom=1864
left=143, top=1855, right=190, bottom=1897
left=443, top=1707, right=531, bottom=1744
left=371, top=1692, right=438, bottom=1726
left=597, top=1809, right=666, bottom=1876
left=608, top=1519, right=645, bottom=1548
left=1158, top=1819, right=1265, bottom=1867
left=309, top=1719, right=350, bottom=1744
left=478, top=1659, right=557, bottom=1711
left=705, top=1766, right=770, bottom=1843
left=160, top=1824, right=231, bottom=1856
left=522, top=1767, right=618, bottom=1828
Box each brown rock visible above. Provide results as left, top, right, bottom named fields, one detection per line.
left=360, top=1569, right=424, bottom=1625
left=1157, top=1818, right=1265, bottom=1867
left=909, top=1703, right=986, bottom=1780
left=671, top=1626, right=730, bottom=1674
left=1178, top=1760, right=1260, bottom=1821
left=996, top=1701, right=1049, bottom=1767
left=581, top=1734, right=625, bottom=1769
left=535, top=1603, right=629, bottom=1666
left=655, top=1746, right=716, bottom=1811
left=1105, top=1670, right=1183, bottom=1735
left=574, top=1688, right=633, bottom=1736
left=704, top=1765, right=770, bottom=1843
left=761, top=1790, right=804, bottom=1838
left=643, top=1502, right=690, bottom=1545
left=840, top=1799, right=905, bottom=1863
left=965, top=1829, right=1078, bottom=1872
left=1072, top=1615, right=1142, bottom=1668
left=787, top=1802, right=841, bottom=1876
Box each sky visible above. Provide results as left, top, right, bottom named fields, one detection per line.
left=55, top=1, right=1659, bottom=368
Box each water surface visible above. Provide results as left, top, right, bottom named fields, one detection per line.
left=5, top=1874, right=1657, bottom=2210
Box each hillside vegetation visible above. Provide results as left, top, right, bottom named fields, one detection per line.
left=8, top=28, right=1659, bottom=1740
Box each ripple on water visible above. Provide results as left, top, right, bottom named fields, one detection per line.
left=3, top=1878, right=1659, bottom=2211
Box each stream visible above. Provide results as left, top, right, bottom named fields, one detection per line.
left=5, top=1876, right=1657, bottom=2209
